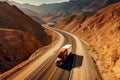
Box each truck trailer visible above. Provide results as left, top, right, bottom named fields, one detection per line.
left=55, top=44, right=72, bottom=66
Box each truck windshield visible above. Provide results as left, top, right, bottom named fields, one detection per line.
left=58, top=55, right=64, bottom=58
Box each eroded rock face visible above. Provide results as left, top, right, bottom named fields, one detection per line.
left=0, top=29, right=43, bottom=71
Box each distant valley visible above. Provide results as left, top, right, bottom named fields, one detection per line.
left=9, top=0, right=120, bottom=24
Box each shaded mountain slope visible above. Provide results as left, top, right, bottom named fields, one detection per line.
left=20, top=8, right=46, bottom=24
left=0, top=2, right=52, bottom=72
left=20, top=8, right=40, bottom=17
left=30, top=16, right=46, bottom=24
left=0, top=29, right=43, bottom=71
left=0, top=2, right=51, bottom=45
left=56, top=13, right=88, bottom=32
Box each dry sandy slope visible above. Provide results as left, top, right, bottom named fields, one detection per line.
left=56, top=2, right=120, bottom=79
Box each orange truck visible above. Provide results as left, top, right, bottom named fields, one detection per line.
left=55, top=44, right=72, bottom=66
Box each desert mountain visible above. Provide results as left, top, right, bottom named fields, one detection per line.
left=56, top=2, right=120, bottom=80
left=0, top=29, right=43, bottom=71
left=0, top=2, right=51, bottom=72
left=0, top=2, right=51, bottom=45
left=9, top=0, right=120, bottom=23
left=56, top=13, right=88, bottom=32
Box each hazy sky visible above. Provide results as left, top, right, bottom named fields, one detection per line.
left=8, top=0, right=70, bottom=5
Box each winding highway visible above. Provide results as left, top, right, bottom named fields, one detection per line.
left=25, top=28, right=77, bottom=80
left=4, top=25, right=101, bottom=80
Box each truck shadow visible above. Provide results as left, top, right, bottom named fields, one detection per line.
left=58, top=53, right=83, bottom=71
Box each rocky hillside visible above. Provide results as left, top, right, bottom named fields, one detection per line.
left=56, top=2, right=120, bottom=80
left=0, top=29, right=42, bottom=71
left=56, top=13, right=88, bottom=32
left=9, top=0, right=120, bottom=23
left=81, top=3, right=120, bottom=80
left=0, top=2, right=52, bottom=72
left=0, top=2, right=51, bottom=45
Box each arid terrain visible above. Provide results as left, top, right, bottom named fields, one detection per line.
left=9, top=0, right=120, bottom=23
left=0, top=29, right=43, bottom=72
left=0, top=0, right=120, bottom=80
left=0, top=2, right=57, bottom=73
left=56, top=2, right=120, bottom=80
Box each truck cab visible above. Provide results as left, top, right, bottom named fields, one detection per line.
left=55, top=44, right=72, bottom=66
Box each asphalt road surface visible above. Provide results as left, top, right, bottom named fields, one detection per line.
left=25, top=28, right=77, bottom=80
left=6, top=25, right=101, bottom=80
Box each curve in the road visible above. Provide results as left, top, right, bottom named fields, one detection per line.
left=27, top=27, right=77, bottom=80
